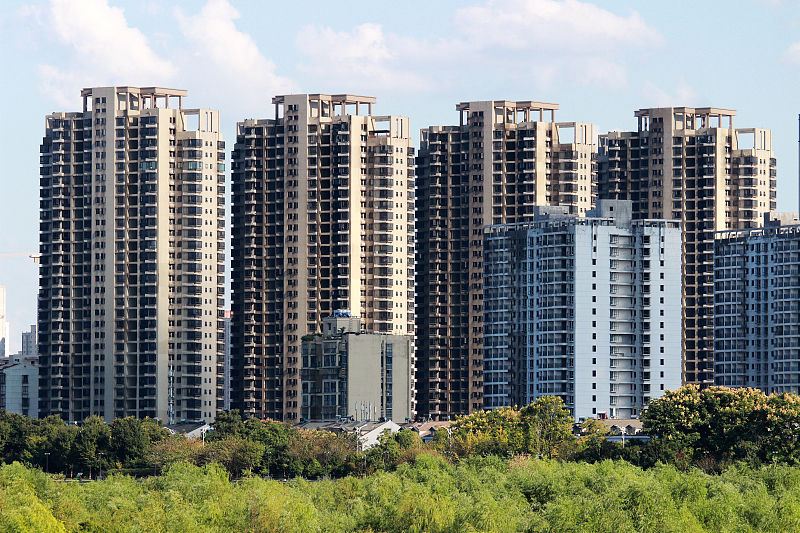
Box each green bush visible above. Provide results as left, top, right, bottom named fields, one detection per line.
left=6, top=457, right=800, bottom=532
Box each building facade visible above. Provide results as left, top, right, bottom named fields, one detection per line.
left=0, top=285, right=8, bottom=358
left=21, top=325, right=37, bottom=356
left=222, top=309, right=232, bottom=411
left=231, top=94, right=415, bottom=421
left=38, top=86, right=225, bottom=423
left=483, top=200, right=682, bottom=420
left=300, top=312, right=414, bottom=423
left=415, top=100, right=596, bottom=419
left=598, top=107, right=776, bottom=387
left=715, top=213, right=800, bottom=392
left=1, top=353, right=39, bottom=418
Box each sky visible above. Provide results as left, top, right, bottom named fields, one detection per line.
left=1, top=0, right=799, bottom=351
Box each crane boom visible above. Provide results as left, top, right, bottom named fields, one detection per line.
left=0, top=253, right=41, bottom=263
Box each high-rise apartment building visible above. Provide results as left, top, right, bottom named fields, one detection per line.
left=38, top=87, right=225, bottom=423
left=231, top=94, right=415, bottom=421
left=300, top=311, right=414, bottom=423
left=415, top=100, right=596, bottom=419
left=222, top=309, right=232, bottom=411
left=715, top=213, right=800, bottom=392
left=0, top=285, right=8, bottom=358
left=598, top=107, right=776, bottom=386
left=483, top=200, right=682, bottom=420
left=21, top=325, right=37, bottom=356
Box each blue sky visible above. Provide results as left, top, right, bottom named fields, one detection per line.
left=1, top=0, right=799, bottom=351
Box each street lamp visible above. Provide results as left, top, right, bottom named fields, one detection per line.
left=44, top=452, right=50, bottom=474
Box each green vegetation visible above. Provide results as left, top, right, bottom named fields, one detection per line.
left=4, top=387, right=800, bottom=481
left=642, top=385, right=800, bottom=470
left=5, top=457, right=800, bottom=532
left=5, top=387, right=800, bottom=530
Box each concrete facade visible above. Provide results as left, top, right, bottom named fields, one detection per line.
left=1, top=354, right=39, bottom=418
left=714, top=214, right=800, bottom=392
left=598, top=107, right=776, bottom=387
left=38, top=87, right=225, bottom=423
left=0, top=285, right=8, bottom=359
left=21, top=325, right=37, bottom=356
left=483, top=200, right=682, bottom=420
left=415, top=100, right=596, bottom=419
left=300, top=313, right=414, bottom=423
left=231, top=94, right=415, bottom=421
left=223, top=310, right=232, bottom=411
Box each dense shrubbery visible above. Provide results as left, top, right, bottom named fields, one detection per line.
left=4, top=386, right=800, bottom=483
left=5, top=456, right=800, bottom=532
left=642, top=385, right=800, bottom=470
left=0, top=413, right=169, bottom=478
left=5, top=387, right=800, bottom=530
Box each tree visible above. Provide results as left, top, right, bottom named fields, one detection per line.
left=208, top=410, right=245, bottom=440
left=443, top=397, right=576, bottom=460
left=200, top=437, right=264, bottom=478
left=519, top=396, right=574, bottom=459
left=642, top=385, right=800, bottom=468
left=110, top=417, right=168, bottom=467
left=0, top=411, right=32, bottom=463
left=148, top=434, right=202, bottom=472
left=71, top=416, right=111, bottom=479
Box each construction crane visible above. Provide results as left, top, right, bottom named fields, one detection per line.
left=0, top=253, right=41, bottom=263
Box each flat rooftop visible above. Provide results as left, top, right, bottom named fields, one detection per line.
left=457, top=100, right=559, bottom=111
left=272, top=94, right=377, bottom=105
left=81, top=86, right=188, bottom=97
left=635, top=106, right=737, bottom=117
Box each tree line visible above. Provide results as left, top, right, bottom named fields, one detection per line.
left=3, top=385, right=800, bottom=480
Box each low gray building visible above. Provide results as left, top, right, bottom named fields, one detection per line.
left=1, top=354, right=39, bottom=418
left=301, top=312, right=414, bottom=423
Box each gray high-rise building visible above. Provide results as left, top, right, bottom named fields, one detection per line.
left=415, top=100, right=596, bottom=419
left=598, top=107, right=776, bottom=387
left=714, top=213, right=800, bottom=392
left=21, top=325, right=37, bottom=356
left=0, top=285, right=8, bottom=359
left=483, top=200, right=682, bottom=420
left=38, top=86, right=225, bottom=423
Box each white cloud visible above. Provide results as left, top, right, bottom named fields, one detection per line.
left=175, top=0, right=293, bottom=116
left=35, top=0, right=175, bottom=105
left=784, top=42, right=800, bottom=66
left=21, top=0, right=294, bottom=118
left=454, top=0, right=659, bottom=51
left=296, top=23, right=432, bottom=93
left=295, top=0, right=662, bottom=95
left=37, top=65, right=76, bottom=108
left=642, top=80, right=697, bottom=107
